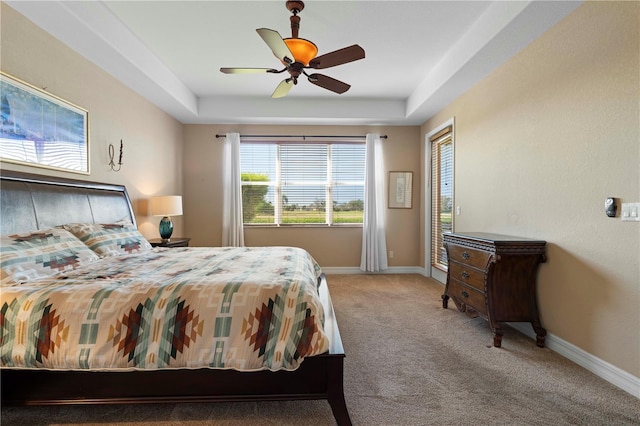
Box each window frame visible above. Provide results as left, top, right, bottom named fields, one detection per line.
left=425, top=121, right=454, bottom=281
left=240, top=141, right=366, bottom=227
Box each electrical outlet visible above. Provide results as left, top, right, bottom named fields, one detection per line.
left=621, top=202, right=640, bottom=222
left=388, top=251, right=394, bottom=259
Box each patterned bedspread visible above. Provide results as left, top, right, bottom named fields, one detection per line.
left=0, top=246, right=329, bottom=371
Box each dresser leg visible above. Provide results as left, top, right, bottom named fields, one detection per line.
left=493, top=328, right=503, bottom=348
left=532, top=324, right=547, bottom=348
left=441, top=294, right=449, bottom=309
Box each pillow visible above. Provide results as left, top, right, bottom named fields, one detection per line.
left=1, top=228, right=100, bottom=285
left=63, top=222, right=152, bottom=258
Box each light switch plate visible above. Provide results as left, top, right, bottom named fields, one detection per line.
left=621, top=202, right=640, bottom=222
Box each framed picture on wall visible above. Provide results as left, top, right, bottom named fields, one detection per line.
left=389, top=171, right=413, bottom=209
left=0, top=71, right=89, bottom=174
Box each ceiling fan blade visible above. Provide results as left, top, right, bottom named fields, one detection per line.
left=308, top=45, right=365, bottom=69
left=256, top=28, right=294, bottom=64
left=220, top=68, right=278, bottom=74
left=272, top=79, right=294, bottom=98
left=307, top=74, right=351, bottom=94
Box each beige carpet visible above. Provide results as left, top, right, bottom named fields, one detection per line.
left=2, top=274, right=638, bottom=425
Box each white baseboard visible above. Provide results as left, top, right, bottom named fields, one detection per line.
left=322, top=266, right=426, bottom=275
left=508, top=322, right=640, bottom=399
left=321, top=267, right=639, bottom=399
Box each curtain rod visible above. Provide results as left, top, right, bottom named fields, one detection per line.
left=215, top=134, right=387, bottom=139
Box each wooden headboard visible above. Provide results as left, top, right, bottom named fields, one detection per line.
left=0, top=170, right=135, bottom=235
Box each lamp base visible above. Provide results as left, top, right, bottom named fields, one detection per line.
left=159, top=216, right=174, bottom=241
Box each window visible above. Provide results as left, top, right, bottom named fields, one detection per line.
left=430, top=126, right=453, bottom=271
left=240, top=142, right=366, bottom=225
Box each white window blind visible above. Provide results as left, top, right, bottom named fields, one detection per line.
left=431, top=126, right=453, bottom=271
left=240, top=142, right=366, bottom=225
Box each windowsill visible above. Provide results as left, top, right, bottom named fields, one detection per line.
left=244, top=224, right=363, bottom=228
left=432, top=263, right=448, bottom=273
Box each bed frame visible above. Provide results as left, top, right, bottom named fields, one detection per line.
left=0, top=170, right=352, bottom=426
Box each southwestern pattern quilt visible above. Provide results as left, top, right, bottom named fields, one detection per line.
left=0, top=246, right=329, bottom=372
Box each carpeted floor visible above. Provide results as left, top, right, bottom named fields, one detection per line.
left=2, top=274, right=638, bottom=425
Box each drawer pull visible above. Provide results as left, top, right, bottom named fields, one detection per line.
left=461, top=271, right=470, bottom=280
left=461, top=291, right=469, bottom=298
left=462, top=251, right=470, bottom=260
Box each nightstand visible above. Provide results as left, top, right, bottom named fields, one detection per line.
left=148, top=237, right=191, bottom=248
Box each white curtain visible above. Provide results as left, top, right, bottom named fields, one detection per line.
left=222, top=132, right=244, bottom=247
left=360, top=133, right=388, bottom=272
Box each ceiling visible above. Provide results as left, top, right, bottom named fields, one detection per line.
left=7, top=1, right=581, bottom=126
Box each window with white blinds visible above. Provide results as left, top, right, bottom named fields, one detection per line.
left=240, top=142, right=366, bottom=225
left=431, top=126, right=453, bottom=271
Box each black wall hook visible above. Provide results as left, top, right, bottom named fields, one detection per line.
left=108, top=140, right=123, bottom=171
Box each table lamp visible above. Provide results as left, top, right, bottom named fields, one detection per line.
left=150, top=195, right=183, bottom=242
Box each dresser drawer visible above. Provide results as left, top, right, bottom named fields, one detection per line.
left=446, top=279, right=487, bottom=315
left=448, top=261, right=485, bottom=292
left=447, top=244, right=491, bottom=270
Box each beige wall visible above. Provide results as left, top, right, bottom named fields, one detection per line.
left=183, top=124, right=421, bottom=267
left=0, top=4, right=185, bottom=239
left=422, top=2, right=639, bottom=377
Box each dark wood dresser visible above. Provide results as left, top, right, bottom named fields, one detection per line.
left=441, top=232, right=547, bottom=348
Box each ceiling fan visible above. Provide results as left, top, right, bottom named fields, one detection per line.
left=220, top=0, right=365, bottom=98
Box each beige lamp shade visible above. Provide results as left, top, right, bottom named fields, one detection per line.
left=150, top=196, right=183, bottom=217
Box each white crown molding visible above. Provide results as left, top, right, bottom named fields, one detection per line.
left=322, top=266, right=425, bottom=275
left=405, top=1, right=582, bottom=122
left=6, top=0, right=582, bottom=125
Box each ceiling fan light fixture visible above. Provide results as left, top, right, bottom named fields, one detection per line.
left=283, top=38, right=318, bottom=65
left=222, top=0, right=364, bottom=98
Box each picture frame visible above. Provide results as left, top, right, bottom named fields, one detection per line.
left=0, top=71, right=89, bottom=174
left=389, top=171, right=413, bottom=209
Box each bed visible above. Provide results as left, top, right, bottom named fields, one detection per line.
left=0, top=170, right=352, bottom=425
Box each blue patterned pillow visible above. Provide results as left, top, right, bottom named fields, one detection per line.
left=63, top=222, right=152, bottom=258
left=1, top=228, right=100, bottom=285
